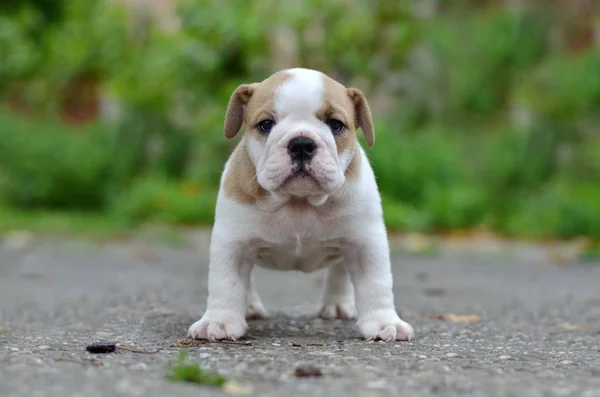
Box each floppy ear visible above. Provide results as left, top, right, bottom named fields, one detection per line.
left=224, top=84, right=257, bottom=139
left=347, top=88, right=375, bottom=147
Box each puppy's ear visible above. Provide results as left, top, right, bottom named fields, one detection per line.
left=347, top=88, right=375, bottom=147
left=224, top=83, right=257, bottom=139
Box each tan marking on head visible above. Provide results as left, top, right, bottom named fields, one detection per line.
left=222, top=138, right=267, bottom=204
left=243, top=71, right=292, bottom=141
left=318, top=76, right=357, bottom=157
left=222, top=71, right=295, bottom=204
left=223, top=71, right=292, bottom=140
left=317, top=75, right=368, bottom=181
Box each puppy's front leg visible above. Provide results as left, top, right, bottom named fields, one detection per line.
left=188, top=241, right=250, bottom=341
left=346, top=225, right=415, bottom=342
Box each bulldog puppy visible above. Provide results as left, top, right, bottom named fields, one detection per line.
left=188, top=68, right=414, bottom=342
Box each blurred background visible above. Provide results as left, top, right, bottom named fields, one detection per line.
left=0, top=0, right=599, bottom=245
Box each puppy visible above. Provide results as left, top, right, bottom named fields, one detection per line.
left=188, top=68, right=414, bottom=342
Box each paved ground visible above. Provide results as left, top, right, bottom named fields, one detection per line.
left=1, top=231, right=600, bottom=397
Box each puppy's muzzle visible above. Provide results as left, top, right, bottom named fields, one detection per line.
left=287, top=137, right=317, bottom=167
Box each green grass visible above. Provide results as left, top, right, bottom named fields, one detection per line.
left=0, top=205, right=203, bottom=246
left=167, top=350, right=227, bottom=387
left=0, top=205, right=129, bottom=239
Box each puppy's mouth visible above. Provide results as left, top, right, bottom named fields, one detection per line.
left=290, top=166, right=311, bottom=178
left=286, top=163, right=317, bottom=180
left=280, top=165, right=323, bottom=194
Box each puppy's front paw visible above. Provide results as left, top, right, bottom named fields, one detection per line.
left=357, top=309, right=414, bottom=342
left=318, top=301, right=357, bottom=320
left=187, top=310, right=247, bottom=341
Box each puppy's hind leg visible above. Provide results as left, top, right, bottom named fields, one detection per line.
left=246, top=270, right=268, bottom=320
left=318, top=261, right=357, bottom=320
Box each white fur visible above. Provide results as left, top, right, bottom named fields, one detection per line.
left=275, top=68, right=324, bottom=117
left=188, top=68, right=414, bottom=342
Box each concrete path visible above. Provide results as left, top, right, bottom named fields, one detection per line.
left=1, top=231, right=599, bottom=397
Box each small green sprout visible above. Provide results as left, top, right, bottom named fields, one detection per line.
left=167, top=350, right=227, bottom=387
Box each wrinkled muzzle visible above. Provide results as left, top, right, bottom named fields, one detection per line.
left=256, top=131, right=345, bottom=200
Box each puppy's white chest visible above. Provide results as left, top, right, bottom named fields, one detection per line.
left=252, top=237, right=344, bottom=273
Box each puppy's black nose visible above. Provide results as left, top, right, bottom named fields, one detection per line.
left=287, top=137, right=317, bottom=163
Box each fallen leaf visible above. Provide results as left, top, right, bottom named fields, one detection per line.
left=549, top=322, right=588, bottom=333
left=223, top=381, right=254, bottom=395
left=545, top=248, right=573, bottom=265
left=403, top=233, right=437, bottom=254
left=427, top=314, right=482, bottom=323
left=2, top=230, right=35, bottom=250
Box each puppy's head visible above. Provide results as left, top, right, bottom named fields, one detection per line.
left=224, top=68, right=374, bottom=204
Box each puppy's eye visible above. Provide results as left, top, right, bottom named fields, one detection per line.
left=257, top=119, right=275, bottom=133
left=327, top=119, right=345, bottom=134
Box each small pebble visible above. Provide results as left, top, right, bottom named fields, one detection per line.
left=366, top=380, right=387, bottom=389
left=38, top=345, right=51, bottom=351
left=560, top=360, right=573, bottom=365
left=498, top=355, right=511, bottom=360
left=295, top=365, right=322, bottom=377
left=310, top=351, right=334, bottom=356
left=445, top=353, right=458, bottom=358
left=130, top=362, right=148, bottom=371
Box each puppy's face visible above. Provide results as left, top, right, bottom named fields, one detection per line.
left=224, top=68, right=374, bottom=202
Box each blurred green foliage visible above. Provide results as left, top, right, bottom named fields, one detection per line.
left=1, top=0, right=599, bottom=239
left=0, top=111, right=114, bottom=209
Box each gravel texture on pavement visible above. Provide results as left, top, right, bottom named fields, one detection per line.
left=1, top=231, right=599, bottom=397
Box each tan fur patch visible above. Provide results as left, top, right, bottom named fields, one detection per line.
left=243, top=71, right=291, bottom=141
left=222, top=137, right=267, bottom=204
left=222, top=71, right=293, bottom=204
left=319, top=76, right=361, bottom=180
left=318, top=76, right=357, bottom=156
